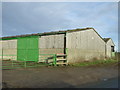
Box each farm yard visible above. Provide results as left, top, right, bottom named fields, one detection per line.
left=1, top=27, right=118, bottom=88
left=2, top=59, right=119, bottom=88
left=1, top=1, right=119, bottom=88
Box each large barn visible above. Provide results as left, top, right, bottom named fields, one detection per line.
left=0, top=27, right=115, bottom=65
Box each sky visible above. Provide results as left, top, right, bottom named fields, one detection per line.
left=2, top=2, right=118, bottom=51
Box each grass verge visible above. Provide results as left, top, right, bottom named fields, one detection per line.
left=69, top=59, right=118, bottom=67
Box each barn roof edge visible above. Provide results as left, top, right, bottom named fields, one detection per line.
left=0, top=27, right=94, bottom=40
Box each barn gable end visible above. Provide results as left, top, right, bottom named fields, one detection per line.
left=103, top=38, right=115, bottom=58
left=66, top=28, right=106, bottom=63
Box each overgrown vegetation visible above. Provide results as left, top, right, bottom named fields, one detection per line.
left=69, top=59, right=118, bottom=67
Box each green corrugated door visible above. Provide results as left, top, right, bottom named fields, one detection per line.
left=17, top=36, right=39, bottom=62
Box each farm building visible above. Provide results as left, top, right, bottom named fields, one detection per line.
left=0, top=27, right=115, bottom=65
left=103, top=38, right=115, bottom=58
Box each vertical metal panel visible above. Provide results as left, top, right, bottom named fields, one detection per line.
left=0, top=41, right=2, bottom=60
left=1, top=40, right=17, bottom=60
left=17, top=36, right=39, bottom=62
left=54, top=34, right=64, bottom=48
left=39, top=34, right=65, bottom=49
left=39, top=34, right=65, bottom=62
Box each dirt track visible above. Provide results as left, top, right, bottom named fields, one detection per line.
left=2, top=63, right=118, bottom=88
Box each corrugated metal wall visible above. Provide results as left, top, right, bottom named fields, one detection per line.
left=66, top=29, right=106, bottom=63
left=1, top=29, right=112, bottom=63
left=0, top=41, right=2, bottom=60
left=1, top=39, right=17, bottom=60
left=17, top=36, right=39, bottom=61
left=39, top=34, right=65, bottom=62
left=0, top=40, right=2, bottom=60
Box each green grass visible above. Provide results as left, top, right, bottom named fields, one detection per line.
left=69, top=59, right=118, bottom=67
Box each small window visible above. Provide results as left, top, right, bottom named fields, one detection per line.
left=111, top=46, right=114, bottom=52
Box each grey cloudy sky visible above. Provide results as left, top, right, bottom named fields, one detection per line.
left=2, top=2, right=118, bottom=51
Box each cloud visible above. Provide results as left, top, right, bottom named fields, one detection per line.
left=2, top=2, right=118, bottom=50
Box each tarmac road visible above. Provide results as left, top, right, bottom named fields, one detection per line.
left=78, top=77, right=119, bottom=88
